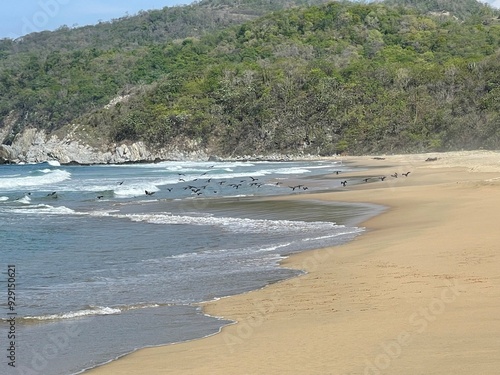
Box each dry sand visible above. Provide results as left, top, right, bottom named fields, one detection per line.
left=87, top=151, right=500, bottom=375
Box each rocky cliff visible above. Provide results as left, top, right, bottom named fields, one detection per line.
left=0, top=127, right=209, bottom=164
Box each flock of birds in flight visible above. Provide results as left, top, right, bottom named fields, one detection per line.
left=18, top=165, right=411, bottom=201
left=119, top=167, right=413, bottom=200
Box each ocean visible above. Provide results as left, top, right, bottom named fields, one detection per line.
left=0, top=159, right=380, bottom=374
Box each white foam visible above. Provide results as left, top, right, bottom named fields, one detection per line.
left=15, top=195, right=31, bottom=204
left=11, top=204, right=76, bottom=215
left=0, top=196, right=9, bottom=202
left=0, top=169, right=71, bottom=191
left=99, top=212, right=361, bottom=235
left=115, top=185, right=159, bottom=198
left=24, top=306, right=121, bottom=321
left=47, top=160, right=61, bottom=166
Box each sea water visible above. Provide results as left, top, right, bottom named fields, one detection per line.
left=0, top=160, right=380, bottom=374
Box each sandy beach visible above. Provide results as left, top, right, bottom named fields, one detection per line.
left=87, top=151, right=500, bottom=375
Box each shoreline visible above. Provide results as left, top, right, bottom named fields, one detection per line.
left=87, top=151, right=500, bottom=374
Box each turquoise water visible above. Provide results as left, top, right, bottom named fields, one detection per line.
left=0, top=160, right=378, bottom=374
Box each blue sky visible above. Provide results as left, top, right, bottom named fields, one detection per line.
left=1, top=0, right=499, bottom=40
left=0, top=0, right=193, bottom=39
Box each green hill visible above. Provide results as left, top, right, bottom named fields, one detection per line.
left=1, top=0, right=500, bottom=158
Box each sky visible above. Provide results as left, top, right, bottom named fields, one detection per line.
left=0, top=0, right=499, bottom=40
left=0, top=0, right=193, bottom=39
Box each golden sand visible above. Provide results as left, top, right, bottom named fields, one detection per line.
left=87, top=151, right=500, bottom=374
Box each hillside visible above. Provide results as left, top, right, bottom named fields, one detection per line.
left=1, top=0, right=500, bottom=162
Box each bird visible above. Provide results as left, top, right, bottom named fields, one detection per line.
left=391, top=173, right=398, bottom=178
left=335, top=171, right=341, bottom=175
left=275, top=182, right=283, bottom=186
left=362, top=178, right=370, bottom=183
left=249, top=176, right=258, bottom=181
left=145, top=190, right=155, bottom=196
left=47, top=191, right=57, bottom=197
left=402, top=172, right=411, bottom=177
left=379, top=176, right=386, bottom=181
left=179, top=178, right=185, bottom=182
left=166, top=188, right=173, bottom=192
left=97, top=195, right=104, bottom=199
left=117, top=181, right=124, bottom=185
left=340, top=181, right=347, bottom=187
left=302, top=186, right=308, bottom=190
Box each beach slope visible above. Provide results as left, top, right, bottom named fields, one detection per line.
left=88, top=151, right=500, bottom=375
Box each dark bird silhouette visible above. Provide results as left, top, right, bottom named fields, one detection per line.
left=249, top=176, right=258, bottom=181
left=179, top=178, right=185, bottom=182
left=425, top=157, right=438, bottom=162
left=402, top=172, right=411, bottom=177
left=362, top=178, right=370, bottom=183
left=200, top=172, right=208, bottom=176
left=335, top=171, right=341, bottom=175
left=391, top=173, right=398, bottom=178
left=166, top=188, right=173, bottom=192
left=145, top=190, right=155, bottom=196
left=341, top=181, right=347, bottom=187
left=118, top=181, right=124, bottom=185
left=97, top=195, right=104, bottom=199
left=379, top=176, right=386, bottom=181
left=207, top=178, right=212, bottom=183
left=275, top=182, right=283, bottom=186
left=47, top=191, right=57, bottom=197
left=302, top=186, right=308, bottom=190
left=178, top=173, right=185, bottom=176
left=218, top=181, right=226, bottom=185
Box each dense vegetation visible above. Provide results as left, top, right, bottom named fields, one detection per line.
left=1, top=0, right=500, bottom=155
